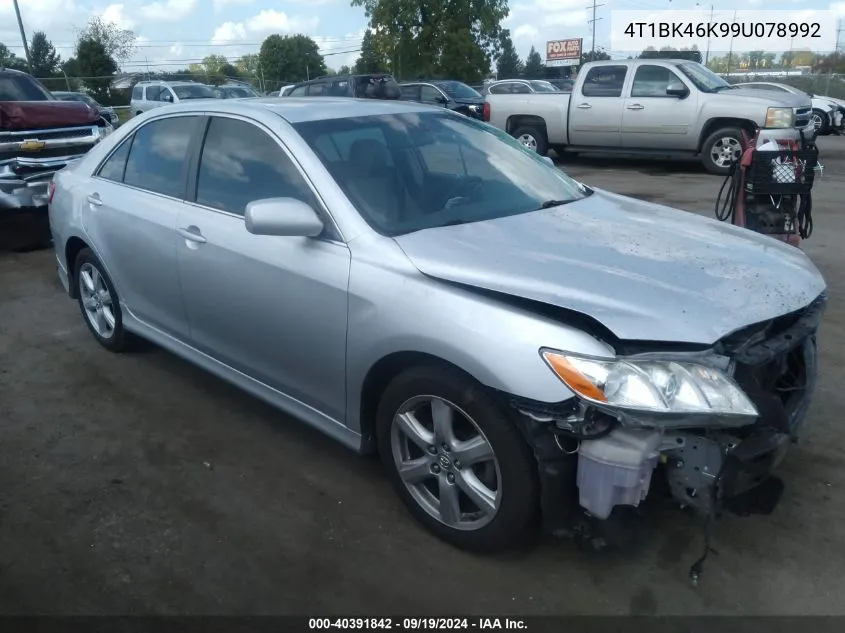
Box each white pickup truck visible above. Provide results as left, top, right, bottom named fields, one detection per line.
left=483, top=59, right=815, bottom=174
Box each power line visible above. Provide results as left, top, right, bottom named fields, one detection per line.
left=4, top=36, right=365, bottom=50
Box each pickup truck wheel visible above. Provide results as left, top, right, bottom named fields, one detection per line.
left=512, top=126, right=549, bottom=156
left=701, top=127, right=743, bottom=175
left=377, top=364, right=539, bottom=552
left=812, top=109, right=830, bottom=135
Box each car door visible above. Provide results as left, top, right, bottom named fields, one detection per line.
left=176, top=115, right=351, bottom=421
left=400, top=84, right=421, bottom=102
left=621, top=63, right=699, bottom=150
left=420, top=84, right=447, bottom=108
left=84, top=115, right=200, bottom=338
left=568, top=64, right=629, bottom=147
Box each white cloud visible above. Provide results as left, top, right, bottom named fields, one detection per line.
left=210, top=10, right=319, bottom=44
left=100, top=3, right=135, bottom=29
left=513, top=25, right=539, bottom=41
left=137, top=0, right=197, bottom=22
left=829, top=1, right=845, bottom=15
left=212, top=0, right=254, bottom=12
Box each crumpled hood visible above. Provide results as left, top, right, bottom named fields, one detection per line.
left=0, top=100, right=99, bottom=131
left=393, top=189, right=826, bottom=345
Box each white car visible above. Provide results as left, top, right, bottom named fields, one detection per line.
left=130, top=81, right=218, bottom=116
left=736, top=82, right=842, bottom=134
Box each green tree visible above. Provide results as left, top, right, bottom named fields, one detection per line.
left=260, top=34, right=326, bottom=87
left=580, top=48, right=611, bottom=64
left=29, top=32, right=61, bottom=78
left=74, top=37, right=118, bottom=102
left=0, top=43, right=27, bottom=71
left=522, top=45, right=544, bottom=78
left=351, top=0, right=508, bottom=82
left=77, top=16, right=136, bottom=64
left=188, top=54, right=229, bottom=84
left=354, top=30, right=387, bottom=74
left=496, top=29, right=522, bottom=79
left=236, top=54, right=260, bottom=76
left=338, top=64, right=351, bottom=75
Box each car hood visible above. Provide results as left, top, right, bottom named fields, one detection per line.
left=392, top=189, right=826, bottom=345
left=453, top=97, right=485, bottom=106
left=728, top=87, right=811, bottom=108
left=0, top=100, right=100, bottom=131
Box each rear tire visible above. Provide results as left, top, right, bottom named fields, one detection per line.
left=376, top=363, right=539, bottom=553
left=511, top=125, right=549, bottom=156
left=701, top=126, right=743, bottom=175
left=73, top=248, right=134, bottom=353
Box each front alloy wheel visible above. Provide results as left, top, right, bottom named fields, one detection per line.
left=391, top=395, right=501, bottom=531
left=377, top=364, right=539, bottom=552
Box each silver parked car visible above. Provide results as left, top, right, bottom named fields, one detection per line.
left=48, top=98, right=826, bottom=555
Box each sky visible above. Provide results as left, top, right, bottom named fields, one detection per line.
left=1, top=0, right=844, bottom=77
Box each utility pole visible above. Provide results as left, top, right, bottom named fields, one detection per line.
left=12, top=0, right=32, bottom=74
left=726, top=10, right=737, bottom=75
left=705, top=5, right=714, bottom=65
left=837, top=20, right=843, bottom=52
left=586, top=0, right=605, bottom=57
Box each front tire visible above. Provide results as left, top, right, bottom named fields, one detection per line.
left=74, top=248, right=132, bottom=352
left=376, top=364, right=539, bottom=552
left=701, top=126, right=743, bottom=175
left=812, top=109, right=831, bottom=135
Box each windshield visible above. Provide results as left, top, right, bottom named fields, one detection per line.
left=676, top=62, right=731, bottom=92
left=222, top=86, right=257, bottom=98
left=530, top=80, right=558, bottom=93
left=437, top=81, right=482, bottom=99
left=0, top=74, right=54, bottom=101
left=293, top=112, right=588, bottom=237
left=173, top=84, right=217, bottom=100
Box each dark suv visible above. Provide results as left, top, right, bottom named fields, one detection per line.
left=286, top=74, right=401, bottom=99
left=398, top=80, right=485, bottom=120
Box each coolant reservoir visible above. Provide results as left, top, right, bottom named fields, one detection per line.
left=576, top=428, right=661, bottom=520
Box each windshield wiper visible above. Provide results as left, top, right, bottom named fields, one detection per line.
left=537, top=199, right=575, bottom=210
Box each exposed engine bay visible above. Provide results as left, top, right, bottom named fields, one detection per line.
left=508, top=291, right=825, bottom=583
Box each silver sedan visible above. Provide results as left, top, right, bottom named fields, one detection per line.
left=49, top=97, right=826, bottom=555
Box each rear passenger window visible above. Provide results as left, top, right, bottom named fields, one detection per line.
left=123, top=117, right=197, bottom=198
left=289, top=85, right=307, bottom=96
left=307, top=83, right=327, bottom=96
left=97, top=137, right=132, bottom=182
left=195, top=117, right=319, bottom=216
left=511, top=83, right=531, bottom=94
left=581, top=65, right=628, bottom=97
left=489, top=83, right=510, bottom=94
left=132, top=85, right=142, bottom=100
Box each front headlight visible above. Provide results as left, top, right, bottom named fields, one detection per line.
left=765, top=107, right=796, bottom=129
left=541, top=349, right=757, bottom=417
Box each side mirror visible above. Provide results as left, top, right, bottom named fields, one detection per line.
left=161, top=93, right=174, bottom=103
left=245, top=198, right=324, bottom=237
left=436, top=96, right=448, bottom=105
left=666, top=82, right=689, bottom=98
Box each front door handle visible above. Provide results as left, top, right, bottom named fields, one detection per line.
left=86, top=193, right=103, bottom=206
left=576, top=103, right=592, bottom=109
left=626, top=103, right=645, bottom=110
left=177, top=226, right=207, bottom=244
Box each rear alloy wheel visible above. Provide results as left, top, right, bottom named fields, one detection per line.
left=74, top=248, right=133, bottom=352
left=377, top=365, right=538, bottom=552
left=701, top=127, right=743, bottom=175
left=811, top=109, right=830, bottom=135
left=511, top=125, right=549, bottom=156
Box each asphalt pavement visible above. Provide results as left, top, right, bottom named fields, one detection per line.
left=1, top=138, right=844, bottom=615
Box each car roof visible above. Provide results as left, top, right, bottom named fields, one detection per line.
left=145, top=97, right=437, bottom=124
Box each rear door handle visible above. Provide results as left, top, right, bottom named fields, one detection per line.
left=86, top=193, right=103, bottom=206
left=626, top=103, right=645, bottom=110
left=177, top=226, right=207, bottom=244
left=576, top=103, right=592, bottom=109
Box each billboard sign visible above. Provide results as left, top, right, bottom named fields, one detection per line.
left=546, top=38, right=582, bottom=67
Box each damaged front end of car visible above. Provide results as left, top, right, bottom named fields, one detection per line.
left=508, top=292, right=826, bottom=583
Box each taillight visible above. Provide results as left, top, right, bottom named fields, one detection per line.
left=48, top=180, right=56, bottom=204
left=483, top=102, right=490, bottom=122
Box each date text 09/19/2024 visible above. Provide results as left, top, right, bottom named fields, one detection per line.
left=308, top=618, right=528, bottom=630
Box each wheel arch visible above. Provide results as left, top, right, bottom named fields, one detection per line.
left=358, top=351, right=482, bottom=454
left=697, top=117, right=757, bottom=152
left=505, top=114, right=548, bottom=136
left=64, top=235, right=90, bottom=299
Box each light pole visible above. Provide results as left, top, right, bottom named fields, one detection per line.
left=12, top=0, right=33, bottom=74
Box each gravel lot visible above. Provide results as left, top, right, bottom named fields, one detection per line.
left=1, top=137, right=844, bottom=616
